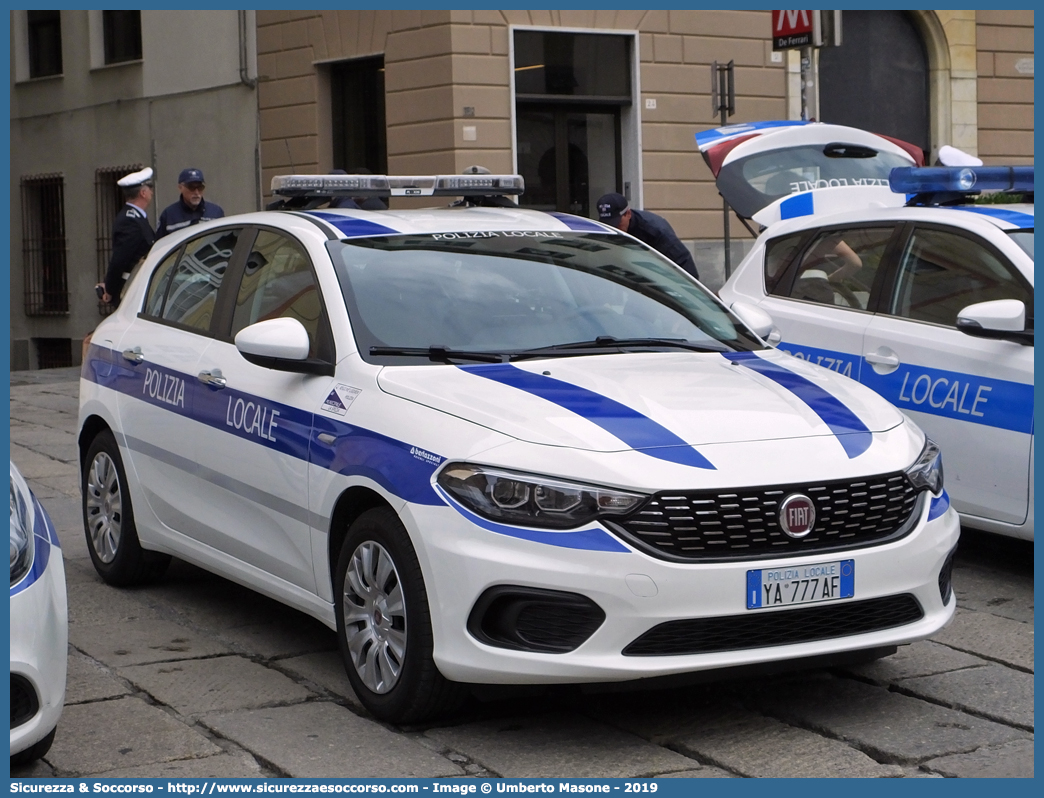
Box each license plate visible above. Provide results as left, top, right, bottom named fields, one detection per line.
left=746, top=559, right=854, bottom=610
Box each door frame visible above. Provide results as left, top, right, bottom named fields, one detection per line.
left=508, top=25, right=643, bottom=210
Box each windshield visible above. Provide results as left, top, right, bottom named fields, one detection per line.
left=328, top=232, right=763, bottom=365
left=1008, top=230, right=1034, bottom=261
left=718, top=144, right=913, bottom=219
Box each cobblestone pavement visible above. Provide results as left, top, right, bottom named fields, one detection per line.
left=10, top=368, right=1034, bottom=778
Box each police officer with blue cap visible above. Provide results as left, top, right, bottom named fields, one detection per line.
left=98, top=167, right=156, bottom=306
left=156, top=167, right=225, bottom=238
left=596, top=192, right=699, bottom=280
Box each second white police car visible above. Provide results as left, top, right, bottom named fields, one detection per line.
left=707, top=121, right=1033, bottom=541
left=79, top=172, right=958, bottom=723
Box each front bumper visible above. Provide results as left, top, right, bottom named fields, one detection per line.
left=403, top=491, right=959, bottom=684
left=10, top=499, right=68, bottom=757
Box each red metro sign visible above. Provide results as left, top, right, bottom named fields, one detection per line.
left=772, top=9, right=814, bottom=50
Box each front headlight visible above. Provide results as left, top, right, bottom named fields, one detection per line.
left=10, top=463, right=36, bottom=586
left=906, top=438, right=944, bottom=494
left=437, top=463, right=646, bottom=530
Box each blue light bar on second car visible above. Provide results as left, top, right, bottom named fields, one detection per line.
left=889, top=166, right=1033, bottom=194
left=271, top=174, right=525, bottom=198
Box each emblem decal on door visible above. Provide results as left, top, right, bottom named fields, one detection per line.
left=321, top=384, right=362, bottom=416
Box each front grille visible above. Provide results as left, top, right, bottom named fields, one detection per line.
left=623, top=594, right=924, bottom=656
left=11, top=674, right=39, bottom=729
left=609, top=472, right=921, bottom=562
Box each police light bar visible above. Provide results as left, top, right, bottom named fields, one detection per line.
left=889, top=166, right=1033, bottom=195
left=271, top=174, right=524, bottom=198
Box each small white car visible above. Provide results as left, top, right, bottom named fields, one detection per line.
left=10, top=460, right=68, bottom=765
left=78, top=173, right=958, bottom=723
left=708, top=122, right=1033, bottom=541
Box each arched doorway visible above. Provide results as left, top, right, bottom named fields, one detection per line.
left=818, top=11, right=930, bottom=157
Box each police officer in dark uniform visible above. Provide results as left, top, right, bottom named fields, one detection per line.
left=156, top=168, right=225, bottom=238
left=596, top=192, right=699, bottom=280
left=98, top=167, right=156, bottom=306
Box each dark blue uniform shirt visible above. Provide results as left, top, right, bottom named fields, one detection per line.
left=627, top=209, right=699, bottom=279
left=156, top=197, right=225, bottom=238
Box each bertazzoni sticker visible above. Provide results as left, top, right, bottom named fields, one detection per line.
left=321, top=384, right=362, bottom=416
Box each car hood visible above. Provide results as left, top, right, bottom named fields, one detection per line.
left=376, top=349, right=904, bottom=468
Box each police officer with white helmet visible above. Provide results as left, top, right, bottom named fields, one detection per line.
left=98, top=167, right=155, bottom=306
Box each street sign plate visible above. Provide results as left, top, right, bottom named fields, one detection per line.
left=772, top=9, right=814, bottom=50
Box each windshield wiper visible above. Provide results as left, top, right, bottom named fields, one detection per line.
left=516, top=336, right=728, bottom=358
left=369, top=345, right=510, bottom=364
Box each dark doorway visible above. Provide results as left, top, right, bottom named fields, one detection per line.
left=818, top=11, right=930, bottom=156
left=331, top=57, right=387, bottom=174
left=514, top=30, right=630, bottom=215
left=516, top=107, right=620, bottom=216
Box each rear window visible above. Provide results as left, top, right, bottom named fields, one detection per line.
left=718, top=144, right=912, bottom=219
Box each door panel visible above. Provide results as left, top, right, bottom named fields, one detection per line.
left=188, top=230, right=335, bottom=591
left=862, top=225, right=1034, bottom=524
left=114, top=231, right=239, bottom=535
left=860, top=318, right=1032, bottom=523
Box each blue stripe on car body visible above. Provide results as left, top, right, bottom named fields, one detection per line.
left=547, top=213, right=610, bottom=232
left=304, top=212, right=401, bottom=238
left=694, top=120, right=807, bottom=148
left=726, top=352, right=873, bottom=459
left=434, top=486, right=630, bottom=553
left=458, top=363, right=716, bottom=470
left=928, top=490, right=950, bottom=522
left=10, top=498, right=54, bottom=598
left=82, top=343, right=444, bottom=507
left=950, top=206, right=1034, bottom=228
left=779, top=339, right=1033, bottom=434
left=780, top=192, right=815, bottom=220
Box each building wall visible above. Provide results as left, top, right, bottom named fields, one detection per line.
left=257, top=10, right=785, bottom=230
left=9, top=10, right=260, bottom=369
left=976, top=10, right=1034, bottom=164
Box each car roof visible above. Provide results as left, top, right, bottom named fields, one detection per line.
left=297, top=206, right=615, bottom=238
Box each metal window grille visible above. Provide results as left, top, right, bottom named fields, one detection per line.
left=95, top=164, right=143, bottom=316
left=34, top=337, right=73, bottom=370
left=21, top=173, right=69, bottom=315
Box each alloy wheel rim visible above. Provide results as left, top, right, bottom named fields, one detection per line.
left=85, top=452, right=122, bottom=564
left=342, top=541, right=407, bottom=694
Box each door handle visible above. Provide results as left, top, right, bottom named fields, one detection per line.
left=122, top=346, right=144, bottom=364
left=864, top=352, right=900, bottom=367
left=197, top=369, right=227, bottom=389
left=317, top=433, right=337, bottom=445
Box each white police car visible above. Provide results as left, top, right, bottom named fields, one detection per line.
left=10, top=460, right=67, bottom=765
left=707, top=122, right=1033, bottom=541
left=78, top=172, right=959, bottom=723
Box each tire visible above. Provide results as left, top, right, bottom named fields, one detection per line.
left=10, top=726, right=56, bottom=766
left=334, top=507, right=469, bottom=724
left=82, top=430, right=171, bottom=586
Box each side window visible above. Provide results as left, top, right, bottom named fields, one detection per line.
left=162, top=229, right=240, bottom=332
left=764, top=233, right=805, bottom=295
left=889, top=228, right=1032, bottom=327
left=231, top=231, right=323, bottom=357
left=143, top=248, right=179, bottom=317
left=786, top=226, right=893, bottom=310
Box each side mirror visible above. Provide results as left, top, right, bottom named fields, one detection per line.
left=235, top=317, right=334, bottom=375
left=956, top=299, right=1032, bottom=345
left=731, top=301, right=781, bottom=345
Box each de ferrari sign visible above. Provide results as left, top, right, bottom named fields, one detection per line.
left=772, top=9, right=814, bottom=49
